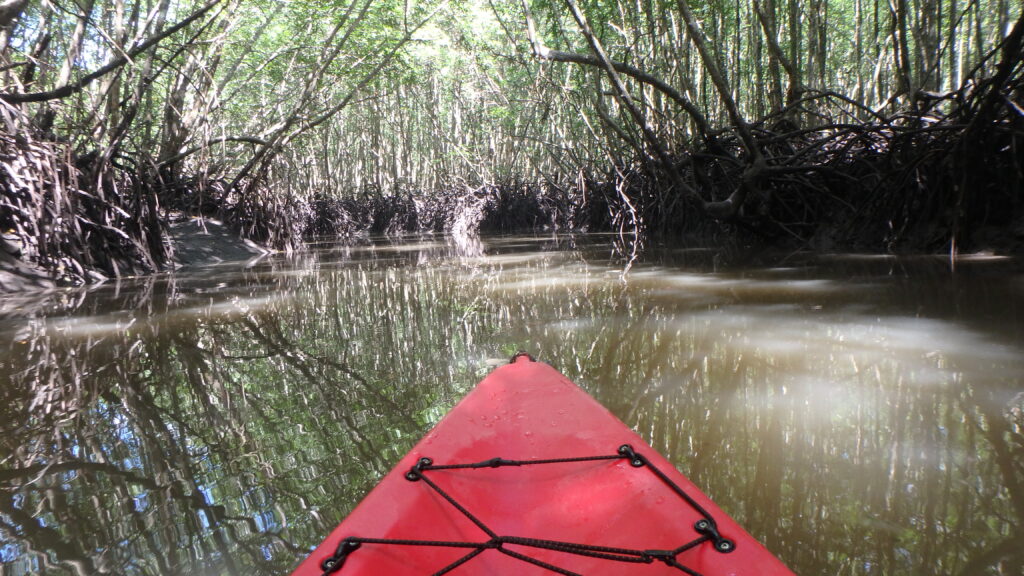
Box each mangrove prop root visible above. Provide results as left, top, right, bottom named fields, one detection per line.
left=0, top=101, right=166, bottom=284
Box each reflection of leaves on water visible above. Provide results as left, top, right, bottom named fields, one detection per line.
left=0, top=264, right=470, bottom=575
left=0, top=238, right=1022, bottom=575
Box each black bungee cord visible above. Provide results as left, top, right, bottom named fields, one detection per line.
left=318, top=444, right=735, bottom=576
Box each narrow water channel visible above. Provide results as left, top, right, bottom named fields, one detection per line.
left=1, top=235, right=1022, bottom=575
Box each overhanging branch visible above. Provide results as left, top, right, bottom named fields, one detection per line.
left=530, top=43, right=716, bottom=146
left=1, top=0, right=223, bottom=104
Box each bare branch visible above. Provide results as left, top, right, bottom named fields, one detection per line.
left=524, top=30, right=714, bottom=145
left=1, top=0, right=223, bottom=104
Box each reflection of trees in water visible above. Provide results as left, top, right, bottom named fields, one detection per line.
left=0, top=259, right=487, bottom=575
left=525, top=304, right=1024, bottom=575
left=0, top=242, right=1021, bottom=575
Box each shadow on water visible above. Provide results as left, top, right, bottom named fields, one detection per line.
left=0, top=235, right=1022, bottom=575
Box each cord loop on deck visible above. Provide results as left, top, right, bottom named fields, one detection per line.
left=695, top=519, right=736, bottom=554
left=320, top=538, right=361, bottom=574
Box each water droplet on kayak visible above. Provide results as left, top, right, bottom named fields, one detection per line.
left=523, top=431, right=533, bottom=438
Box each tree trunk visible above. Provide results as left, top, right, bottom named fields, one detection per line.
left=560, top=0, right=704, bottom=212
left=675, top=0, right=767, bottom=218
left=914, top=0, right=940, bottom=92
left=753, top=0, right=802, bottom=106
left=889, top=0, right=914, bottom=100
left=159, top=0, right=239, bottom=167
left=788, top=0, right=802, bottom=91
left=56, top=0, right=98, bottom=88
left=522, top=3, right=715, bottom=147
left=0, top=0, right=29, bottom=44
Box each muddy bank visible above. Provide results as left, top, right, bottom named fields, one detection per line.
left=0, top=217, right=267, bottom=293
left=0, top=249, right=54, bottom=293
left=169, top=217, right=268, bottom=268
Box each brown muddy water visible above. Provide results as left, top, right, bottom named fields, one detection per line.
left=1, top=235, right=1022, bottom=575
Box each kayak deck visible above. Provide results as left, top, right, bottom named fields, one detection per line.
left=291, top=355, right=795, bottom=576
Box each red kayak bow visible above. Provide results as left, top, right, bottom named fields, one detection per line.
left=291, top=354, right=795, bottom=576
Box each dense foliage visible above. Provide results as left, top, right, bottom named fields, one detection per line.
left=0, top=0, right=1021, bottom=282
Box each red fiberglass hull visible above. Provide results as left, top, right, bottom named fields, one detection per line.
left=291, top=356, right=795, bottom=576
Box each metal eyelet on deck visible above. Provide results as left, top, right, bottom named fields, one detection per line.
left=715, top=539, right=735, bottom=553
left=405, top=457, right=433, bottom=481
left=618, top=444, right=645, bottom=467
left=695, top=519, right=736, bottom=554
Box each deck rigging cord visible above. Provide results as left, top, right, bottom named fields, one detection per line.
left=318, top=444, right=735, bottom=576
